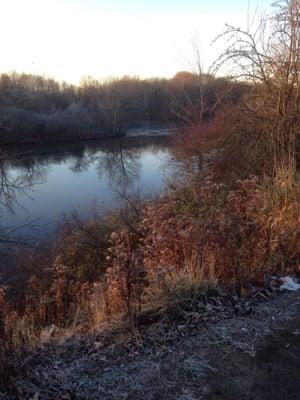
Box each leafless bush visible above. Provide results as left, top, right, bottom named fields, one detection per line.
left=212, top=0, right=300, bottom=176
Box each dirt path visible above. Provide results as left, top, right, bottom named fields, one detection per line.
left=4, top=291, right=300, bottom=400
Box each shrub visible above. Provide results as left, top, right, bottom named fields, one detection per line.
left=142, top=176, right=299, bottom=288
left=105, top=230, right=147, bottom=323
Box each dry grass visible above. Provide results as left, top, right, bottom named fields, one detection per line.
left=144, top=252, right=218, bottom=318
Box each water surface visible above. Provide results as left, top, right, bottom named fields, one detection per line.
left=1, top=135, right=171, bottom=236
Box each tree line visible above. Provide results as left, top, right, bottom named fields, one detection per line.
left=0, top=71, right=243, bottom=144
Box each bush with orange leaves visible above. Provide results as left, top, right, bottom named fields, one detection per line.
left=172, top=113, right=227, bottom=178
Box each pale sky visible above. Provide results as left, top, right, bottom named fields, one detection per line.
left=0, top=0, right=271, bottom=84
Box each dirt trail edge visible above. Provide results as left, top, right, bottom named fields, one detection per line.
left=5, top=290, right=300, bottom=400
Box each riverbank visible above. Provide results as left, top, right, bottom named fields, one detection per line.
left=0, top=131, right=125, bottom=146
left=0, top=122, right=172, bottom=147
left=3, top=289, right=299, bottom=399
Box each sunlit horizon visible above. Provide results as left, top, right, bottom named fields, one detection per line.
left=1, top=0, right=271, bottom=84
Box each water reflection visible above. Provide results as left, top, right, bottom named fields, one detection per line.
left=1, top=136, right=171, bottom=234
left=97, top=140, right=142, bottom=199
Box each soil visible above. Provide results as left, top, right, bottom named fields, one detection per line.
left=3, top=290, right=300, bottom=400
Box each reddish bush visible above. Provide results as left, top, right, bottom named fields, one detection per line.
left=142, top=177, right=299, bottom=288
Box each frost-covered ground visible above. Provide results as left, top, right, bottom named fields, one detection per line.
left=3, top=290, right=300, bottom=400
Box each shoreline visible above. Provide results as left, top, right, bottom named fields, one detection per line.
left=0, top=122, right=173, bottom=148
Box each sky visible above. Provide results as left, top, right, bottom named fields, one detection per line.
left=0, top=0, right=272, bottom=84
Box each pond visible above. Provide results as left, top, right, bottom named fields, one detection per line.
left=0, top=134, right=172, bottom=237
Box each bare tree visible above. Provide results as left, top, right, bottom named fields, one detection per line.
left=212, top=0, right=300, bottom=176
left=171, top=38, right=240, bottom=177
left=0, top=120, right=37, bottom=258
